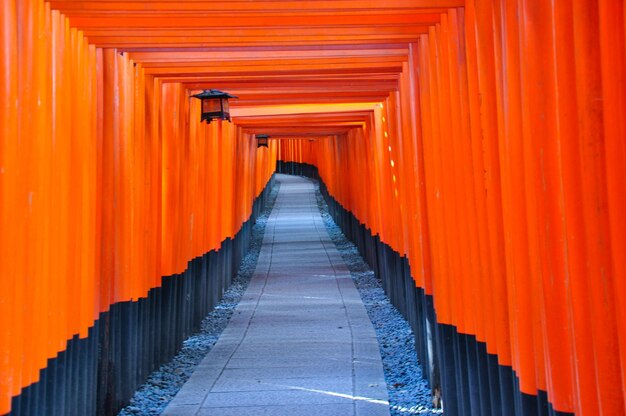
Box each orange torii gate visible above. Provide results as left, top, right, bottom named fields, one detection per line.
left=1, top=0, right=625, bottom=415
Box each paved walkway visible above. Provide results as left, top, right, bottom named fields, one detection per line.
left=163, top=174, right=390, bottom=416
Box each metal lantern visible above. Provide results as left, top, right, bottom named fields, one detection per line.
left=191, top=89, right=238, bottom=124
left=256, top=134, right=269, bottom=148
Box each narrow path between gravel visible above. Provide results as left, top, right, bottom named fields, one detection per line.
left=163, top=174, right=390, bottom=416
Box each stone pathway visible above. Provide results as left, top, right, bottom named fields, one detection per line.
left=163, top=174, right=390, bottom=416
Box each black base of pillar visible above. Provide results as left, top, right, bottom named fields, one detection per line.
left=278, top=161, right=574, bottom=416
left=7, top=176, right=277, bottom=416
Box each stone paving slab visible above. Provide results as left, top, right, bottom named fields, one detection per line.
left=195, top=404, right=356, bottom=416
left=162, top=174, right=390, bottom=416
left=210, top=376, right=354, bottom=393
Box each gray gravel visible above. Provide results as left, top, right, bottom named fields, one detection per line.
left=117, top=182, right=280, bottom=416
left=314, top=181, right=443, bottom=416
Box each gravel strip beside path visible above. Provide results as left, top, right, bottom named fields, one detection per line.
left=117, top=182, right=280, bottom=416
left=314, top=181, right=443, bottom=416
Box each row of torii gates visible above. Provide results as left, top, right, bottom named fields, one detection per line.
left=1, top=0, right=625, bottom=415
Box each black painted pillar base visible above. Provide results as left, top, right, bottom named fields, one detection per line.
left=7, top=176, right=277, bottom=416
left=278, top=161, right=575, bottom=416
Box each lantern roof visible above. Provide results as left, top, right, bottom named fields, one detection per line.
left=256, top=134, right=270, bottom=139
left=191, top=89, right=238, bottom=100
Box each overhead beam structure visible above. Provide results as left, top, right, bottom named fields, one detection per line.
left=45, top=0, right=456, bottom=139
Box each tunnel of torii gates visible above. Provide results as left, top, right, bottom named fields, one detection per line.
left=1, top=0, right=625, bottom=415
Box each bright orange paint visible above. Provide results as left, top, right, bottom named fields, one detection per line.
left=2, top=0, right=626, bottom=414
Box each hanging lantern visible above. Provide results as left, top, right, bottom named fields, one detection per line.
left=256, top=134, right=269, bottom=148
left=191, top=89, right=238, bottom=124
